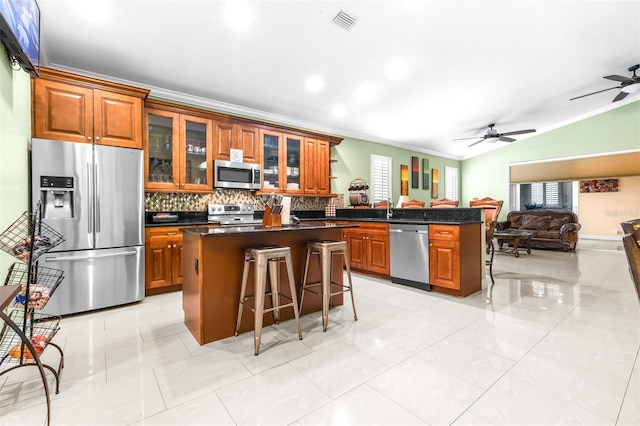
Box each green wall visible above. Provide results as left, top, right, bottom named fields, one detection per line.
left=331, top=137, right=460, bottom=206
left=461, top=101, right=640, bottom=220
left=0, top=48, right=32, bottom=273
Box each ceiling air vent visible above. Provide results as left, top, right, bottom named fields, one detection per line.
left=332, top=10, right=357, bottom=31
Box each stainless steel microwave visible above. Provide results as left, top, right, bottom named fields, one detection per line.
left=214, top=159, right=261, bottom=190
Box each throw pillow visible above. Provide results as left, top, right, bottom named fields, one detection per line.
left=520, top=215, right=552, bottom=230
left=510, top=215, right=523, bottom=228
left=548, top=216, right=570, bottom=230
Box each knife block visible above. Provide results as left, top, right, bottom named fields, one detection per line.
left=262, top=205, right=282, bottom=227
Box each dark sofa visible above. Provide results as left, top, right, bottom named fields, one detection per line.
left=497, top=210, right=581, bottom=251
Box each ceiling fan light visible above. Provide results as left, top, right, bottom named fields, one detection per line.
left=621, top=84, right=640, bottom=94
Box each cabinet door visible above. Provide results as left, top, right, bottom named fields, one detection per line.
left=302, top=138, right=330, bottom=195
left=284, top=134, right=303, bottom=194
left=429, top=239, right=460, bottom=290
left=93, top=89, right=143, bottom=149
left=33, top=79, right=93, bottom=143
left=171, top=235, right=183, bottom=286
left=145, top=109, right=180, bottom=190
left=146, top=233, right=173, bottom=289
left=181, top=115, right=213, bottom=191
left=346, top=232, right=367, bottom=270
left=261, top=130, right=282, bottom=192
left=315, top=139, right=330, bottom=194
left=212, top=120, right=234, bottom=160
left=367, top=233, right=390, bottom=276
left=235, top=124, right=260, bottom=163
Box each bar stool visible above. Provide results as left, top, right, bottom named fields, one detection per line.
left=300, top=240, right=357, bottom=332
left=235, top=246, right=303, bottom=355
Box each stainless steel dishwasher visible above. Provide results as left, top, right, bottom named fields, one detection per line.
left=389, top=224, right=431, bottom=291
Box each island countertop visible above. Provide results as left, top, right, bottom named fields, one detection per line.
left=179, top=221, right=357, bottom=236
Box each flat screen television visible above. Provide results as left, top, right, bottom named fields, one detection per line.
left=0, top=0, right=40, bottom=77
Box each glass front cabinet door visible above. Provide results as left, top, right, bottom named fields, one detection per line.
left=145, top=109, right=179, bottom=190
left=145, top=109, right=212, bottom=192
left=180, top=115, right=212, bottom=191
left=261, top=130, right=281, bottom=192
left=283, top=134, right=303, bottom=194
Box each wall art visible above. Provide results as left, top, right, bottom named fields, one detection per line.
left=422, top=159, right=429, bottom=190
left=411, top=156, right=419, bottom=189
left=400, top=165, right=409, bottom=195
left=579, top=179, right=619, bottom=193
left=431, top=168, right=439, bottom=198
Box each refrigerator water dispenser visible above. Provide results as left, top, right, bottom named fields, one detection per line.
left=40, top=176, right=74, bottom=219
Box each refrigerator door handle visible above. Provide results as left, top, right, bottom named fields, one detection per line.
left=87, top=162, right=93, bottom=234
left=95, top=162, right=101, bottom=233
left=44, top=249, right=138, bottom=262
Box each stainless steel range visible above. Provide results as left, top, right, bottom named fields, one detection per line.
left=207, top=203, right=262, bottom=226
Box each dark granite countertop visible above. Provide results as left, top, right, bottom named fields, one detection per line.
left=180, top=221, right=357, bottom=237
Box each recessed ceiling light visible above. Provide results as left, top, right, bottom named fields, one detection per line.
left=355, top=84, right=376, bottom=102
left=387, top=58, right=408, bottom=80
left=306, top=75, right=324, bottom=93
left=332, top=104, right=347, bottom=118
left=225, top=1, right=253, bottom=31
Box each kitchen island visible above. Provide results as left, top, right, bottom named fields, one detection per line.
left=180, top=222, right=357, bottom=345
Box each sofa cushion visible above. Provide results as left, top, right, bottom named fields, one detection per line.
left=549, top=216, right=570, bottom=230
left=534, top=230, right=561, bottom=239
left=510, top=215, right=524, bottom=228
left=520, top=215, right=552, bottom=230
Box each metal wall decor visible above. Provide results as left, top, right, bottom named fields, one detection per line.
left=411, top=156, right=419, bottom=189
left=579, top=179, right=619, bottom=193
left=431, top=168, right=439, bottom=198
left=422, top=159, right=429, bottom=190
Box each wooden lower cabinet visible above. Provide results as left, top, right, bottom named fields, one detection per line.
left=145, top=227, right=183, bottom=295
left=429, top=223, right=482, bottom=297
left=342, top=222, right=390, bottom=278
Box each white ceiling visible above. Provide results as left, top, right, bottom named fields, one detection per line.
left=38, top=0, right=640, bottom=160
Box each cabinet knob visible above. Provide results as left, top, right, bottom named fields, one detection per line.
left=95, top=136, right=100, bottom=141
left=173, top=244, right=177, bottom=248
left=167, top=244, right=171, bottom=249
left=87, top=136, right=92, bottom=141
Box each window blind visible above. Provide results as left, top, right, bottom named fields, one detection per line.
left=445, top=166, right=459, bottom=201
left=370, top=154, right=392, bottom=202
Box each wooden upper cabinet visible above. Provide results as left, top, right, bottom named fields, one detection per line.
left=303, top=137, right=330, bottom=195
left=212, top=120, right=234, bottom=160
left=33, top=79, right=93, bottom=143
left=93, top=89, right=143, bottom=149
left=32, top=68, right=148, bottom=148
left=235, top=124, right=259, bottom=163
left=212, top=120, right=259, bottom=163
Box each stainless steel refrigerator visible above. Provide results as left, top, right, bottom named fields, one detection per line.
left=31, top=138, right=144, bottom=316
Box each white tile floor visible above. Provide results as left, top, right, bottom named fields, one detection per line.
left=1, top=239, right=639, bottom=425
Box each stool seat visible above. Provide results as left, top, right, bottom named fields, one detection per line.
left=235, top=245, right=302, bottom=355
left=300, top=240, right=357, bottom=331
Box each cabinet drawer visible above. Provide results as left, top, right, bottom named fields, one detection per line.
left=429, top=224, right=459, bottom=241
left=355, top=222, right=389, bottom=234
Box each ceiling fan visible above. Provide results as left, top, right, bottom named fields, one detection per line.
left=454, top=123, right=537, bottom=147
left=570, top=64, right=640, bottom=103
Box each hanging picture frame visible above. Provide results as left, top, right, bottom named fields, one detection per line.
left=422, top=159, right=429, bottom=190
left=431, top=168, right=439, bottom=198
left=411, top=156, right=419, bottom=189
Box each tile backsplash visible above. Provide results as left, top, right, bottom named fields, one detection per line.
left=145, top=190, right=344, bottom=212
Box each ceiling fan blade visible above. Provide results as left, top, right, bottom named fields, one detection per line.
left=569, top=86, right=619, bottom=101
left=604, top=74, right=634, bottom=83
left=499, top=129, right=536, bottom=137
left=498, top=136, right=516, bottom=142
left=467, top=139, right=485, bottom=147
left=453, top=136, right=484, bottom=141
left=612, top=91, right=629, bottom=102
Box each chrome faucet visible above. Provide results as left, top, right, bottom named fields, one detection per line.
left=386, top=197, right=393, bottom=219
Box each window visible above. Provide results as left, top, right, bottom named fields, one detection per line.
left=444, top=166, right=459, bottom=201
left=370, top=154, right=392, bottom=202
left=520, top=181, right=569, bottom=209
